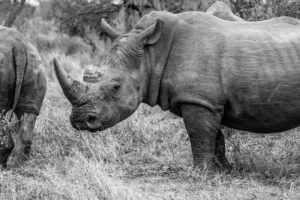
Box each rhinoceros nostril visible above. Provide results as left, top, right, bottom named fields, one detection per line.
left=87, top=115, right=97, bottom=124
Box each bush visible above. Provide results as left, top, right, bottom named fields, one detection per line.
left=20, top=17, right=95, bottom=55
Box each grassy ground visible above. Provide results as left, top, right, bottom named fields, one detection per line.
left=1, top=80, right=300, bottom=200
left=1, top=18, right=300, bottom=199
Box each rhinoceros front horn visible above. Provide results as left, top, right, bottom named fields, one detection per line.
left=53, top=58, right=87, bottom=105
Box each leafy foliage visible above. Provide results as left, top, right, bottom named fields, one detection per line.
left=273, top=0, right=300, bottom=19
left=229, top=0, right=300, bottom=21
left=48, top=0, right=300, bottom=41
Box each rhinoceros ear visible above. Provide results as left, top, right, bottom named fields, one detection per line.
left=138, top=19, right=164, bottom=45
left=100, top=18, right=121, bottom=41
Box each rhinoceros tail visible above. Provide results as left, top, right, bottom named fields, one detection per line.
left=11, top=46, right=27, bottom=119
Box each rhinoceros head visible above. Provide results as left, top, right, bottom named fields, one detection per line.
left=54, top=19, right=164, bottom=132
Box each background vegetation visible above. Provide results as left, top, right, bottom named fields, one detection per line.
left=1, top=0, right=300, bottom=199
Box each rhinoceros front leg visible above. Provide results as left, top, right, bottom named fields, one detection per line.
left=7, top=113, right=37, bottom=168
left=182, top=104, right=230, bottom=171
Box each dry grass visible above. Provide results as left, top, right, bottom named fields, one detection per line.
left=1, top=79, right=299, bottom=199
left=1, top=18, right=300, bottom=199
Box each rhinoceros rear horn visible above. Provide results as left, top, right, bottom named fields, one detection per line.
left=53, top=58, right=87, bottom=105
left=100, top=18, right=121, bottom=40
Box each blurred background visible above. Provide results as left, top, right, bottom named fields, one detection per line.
left=1, top=0, right=300, bottom=82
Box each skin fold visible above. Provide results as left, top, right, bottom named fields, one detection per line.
left=0, top=26, right=46, bottom=169
left=55, top=8, right=300, bottom=172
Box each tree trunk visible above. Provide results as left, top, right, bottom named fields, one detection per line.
left=4, top=0, right=26, bottom=27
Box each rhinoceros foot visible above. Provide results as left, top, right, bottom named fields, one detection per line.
left=214, top=130, right=232, bottom=171
left=193, top=158, right=232, bottom=177
left=191, top=132, right=232, bottom=173
left=6, top=150, right=30, bottom=169
left=6, top=138, right=31, bottom=168
left=214, top=155, right=232, bottom=172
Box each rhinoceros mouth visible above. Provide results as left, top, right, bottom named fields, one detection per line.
left=70, top=114, right=112, bottom=132
left=71, top=121, right=102, bottom=132
left=72, top=123, right=110, bottom=132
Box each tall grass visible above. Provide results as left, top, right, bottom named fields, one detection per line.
left=1, top=81, right=299, bottom=199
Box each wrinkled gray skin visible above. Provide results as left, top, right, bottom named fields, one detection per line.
left=207, top=1, right=245, bottom=139
left=0, top=26, right=47, bottom=169
left=55, top=9, right=300, bottom=172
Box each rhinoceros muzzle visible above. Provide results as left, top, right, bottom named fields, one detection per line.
left=54, top=58, right=119, bottom=132
left=70, top=112, right=106, bottom=132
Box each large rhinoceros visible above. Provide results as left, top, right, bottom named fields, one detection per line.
left=54, top=10, right=300, bottom=171
left=0, top=26, right=47, bottom=168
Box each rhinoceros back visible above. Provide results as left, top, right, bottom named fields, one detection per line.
left=0, top=26, right=46, bottom=116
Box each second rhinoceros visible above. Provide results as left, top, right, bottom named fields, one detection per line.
left=55, top=10, right=300, bottom=171
left=0, top=26, right=47, bottom=168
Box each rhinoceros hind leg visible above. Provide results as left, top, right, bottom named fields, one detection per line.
left=7, top=113, right=36, bottom=168
left=182, top=104, right=222, bottom=172
left=215, top=130, right=232, bottom=171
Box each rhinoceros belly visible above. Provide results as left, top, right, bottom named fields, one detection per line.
left=222, top=74, right=300, bottom=133
left=221, top=70, right=300, bottom=134
left=219, top=22, right=300, bottom=133
left=222, top=100, right=300, bottom=133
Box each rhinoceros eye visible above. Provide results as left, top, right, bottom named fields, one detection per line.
left=113, top=84, right=120, bottom=92
left=111, top=83, right=121, bottom=98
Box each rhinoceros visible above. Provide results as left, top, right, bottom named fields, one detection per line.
left=0, top=26, right=47, bottom=168
left=54, top=10, right=300, bottom=171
